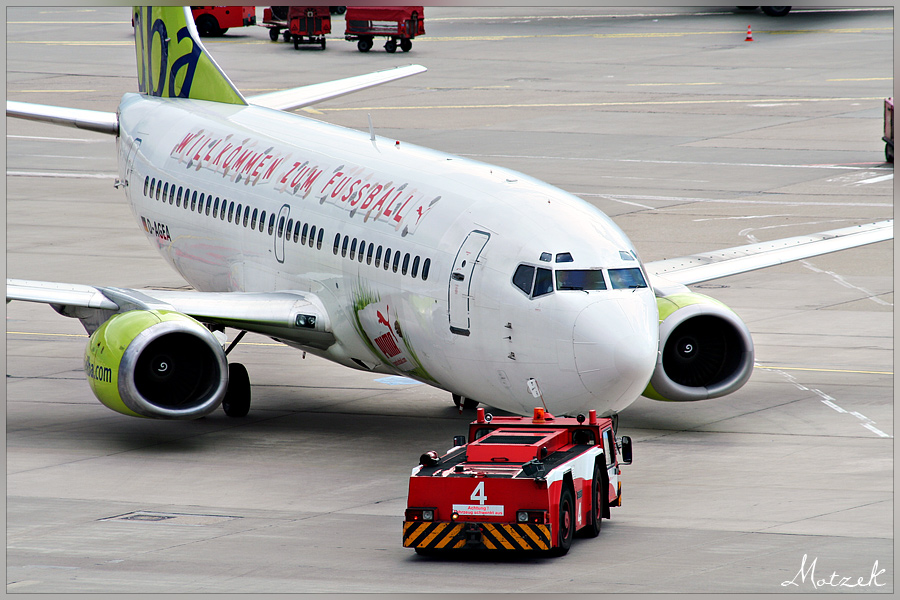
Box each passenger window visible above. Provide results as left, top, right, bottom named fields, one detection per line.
left=251, top=208, right=258, bottom=229
left=259, top=211, right=266, bottom=232
left=316, top=228, right=324, bottom=250
left=277, top=216, right=285, bottom=237
left=341, top=236, right=349, bottom=257
left=176, top=186, right=183, bottom=207
left=349, top=238, right=357, bottom=260
left=267, top=213, right=275, bottom=235
left=303, top=224, right=310, bottom=245
left=366, top=243, right=374, bottom=265
left=375, top=246, right=383, bottom=268
left=223, top=200, right=230, bottom=220
left=392, top=251, right=401, bottom=273
left=155, top=180, right=161, bottom=201
left=163, top=182, right=169, bottom=203
left=358, top=241, right=366, bottom=263
left=213, top=198, right=220, bottom=218
left=229, top=203, right=236, bottom=223
left=144, top=176, right=150, bottom=196
left=411, top=256, right=420, bottom=278
left=608, top=267, right=647, bottom=289
left=384, top=249, right=391, bottom=270
left=243, top=206, right=250, bottom=227
left=533, top=268, right=553, bottom=297
left=293, top=221, right=301, bottom=242
left=170, top=185, right=176, bottom=205
left=513, top=264, right=535, bottom=295
left=333, top=233, right=341, bottom=255
left=402, top=253, right=410, bottom=275
left=422, top=258, right=431, bottom=280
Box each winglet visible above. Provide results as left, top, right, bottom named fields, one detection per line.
left=132, top=6, right=246, bottom=105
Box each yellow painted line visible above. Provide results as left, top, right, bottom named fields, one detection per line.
left=628, top=82, right=722, bottom=87
left=755, top=365, right=892, bottom=376
left=8, top=41, right=132, bottom=46
left=827, top=77, right=893, bottom=82
left=320, top=96, right=885, bottom=113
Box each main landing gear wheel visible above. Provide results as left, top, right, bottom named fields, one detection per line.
left=452, top=394, right=479, bottom=412
left=552, top=487, right=575, bottom=556
left=222, top=362, right=251, bottom=417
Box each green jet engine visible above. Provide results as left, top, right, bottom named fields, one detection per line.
left=84, top=309, right=228, bottom=418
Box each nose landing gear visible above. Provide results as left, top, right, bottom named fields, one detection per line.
left=452, top=393, right=479, bottom=413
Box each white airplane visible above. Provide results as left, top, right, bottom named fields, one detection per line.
left=7, top=6, right=892, bottom=422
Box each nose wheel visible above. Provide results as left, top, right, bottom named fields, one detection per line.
left=452, top=393, right=479, bottom=413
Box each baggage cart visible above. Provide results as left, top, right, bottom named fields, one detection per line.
left=288, top=6, right=331, bottom=49
left=344, top=6, right=424, bottom=53
left=261, top=6, right=290, bottom=42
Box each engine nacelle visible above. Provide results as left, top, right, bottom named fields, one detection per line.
left=642, top=292, right=754, bottom=402
left=84, top=310, right=228, bottom=419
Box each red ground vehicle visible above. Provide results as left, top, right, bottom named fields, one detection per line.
left=403, top=407, right=633, bottom=555
left=191, top=7, right=256, bottom=37
left=289, top=7, right=331, bottom=49
left=344, top=6, right=424, bottom=53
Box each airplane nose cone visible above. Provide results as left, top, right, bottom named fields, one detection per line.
left=573, top=296, right=657, bottom=411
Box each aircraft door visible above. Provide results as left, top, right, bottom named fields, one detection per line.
left=274, top=203, right=290, bottom=263
left=124, top=138, right=141, bottom=187
left=448, top=230, right=490, bottom=336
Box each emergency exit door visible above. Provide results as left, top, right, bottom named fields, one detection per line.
left=448, top=230, right=490, bottom=336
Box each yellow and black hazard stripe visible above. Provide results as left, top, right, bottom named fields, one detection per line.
left=481, top=523, right=551, bottom=551
left=403, top=521, right=551, bottom=551
left=403, top=521, right=467, bottom=550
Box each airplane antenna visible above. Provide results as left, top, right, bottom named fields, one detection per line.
left=368, top=112, right=377, bottom=147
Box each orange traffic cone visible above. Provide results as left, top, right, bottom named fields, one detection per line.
left=745, top=25, right=753, bottom=42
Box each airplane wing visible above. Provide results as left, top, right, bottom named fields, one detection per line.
left=6, top=100, right=118, bottom=135
left=6, top=279, right=335, bottom=350
left=246, top=64, right=427, bottom=111
left=645, top=219, right=893, bottom=290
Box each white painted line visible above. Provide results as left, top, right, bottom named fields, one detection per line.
left=854, top=173, right=894, bottom=186
left=8, top=134, right=106, bottom=143
left=863, top=423, right=892, bottom=438
left=7, top=170, right=116, bottom=179
left=821, top=399, right=847, bottom=414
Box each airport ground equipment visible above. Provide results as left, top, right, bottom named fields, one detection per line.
left=883, top=98, right=893, bottom=163
left=344, top=6, right=424, bottom=53
left=191, top=6, right=256, bottom=37
left=403, top=407, right=632, bottom=555
left=263, top=6, right=331, bottom=47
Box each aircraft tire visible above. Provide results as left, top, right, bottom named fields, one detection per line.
left=222, top=362, right=251, bottom=417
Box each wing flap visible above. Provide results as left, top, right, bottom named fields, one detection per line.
left=247, top=64, right=427, bottom=112
left=6, top=101, right=118, bottom=135
left=646, top=220, right=893, bottom=287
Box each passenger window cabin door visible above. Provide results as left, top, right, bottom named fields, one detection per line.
left=448, top=230, right=490, bottom=336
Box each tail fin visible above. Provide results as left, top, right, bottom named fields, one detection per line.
left=132, top=6, right=246, bottom=105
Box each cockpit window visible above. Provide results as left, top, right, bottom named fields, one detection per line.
left=513, top=264, right=535, bottom=295
left=608, top=267, right=647, bottom=289
left=533, top=268, right=553, bottom=297
left=555, top=252, right=573, bottom=263
left=556, top=269, right=607, bottom=291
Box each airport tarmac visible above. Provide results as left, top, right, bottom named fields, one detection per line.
left=5, top=6, right=893, bottom=593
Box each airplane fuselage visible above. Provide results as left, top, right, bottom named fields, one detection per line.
left=117, top=92, right=659, bottom=416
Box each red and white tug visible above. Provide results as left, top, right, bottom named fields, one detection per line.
left=403, top=407, right=633, bottom=555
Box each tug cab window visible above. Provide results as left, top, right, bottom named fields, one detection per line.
left=608, top=267, right=647, bottom=289
left=556, top=269, right=607, bottom=291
